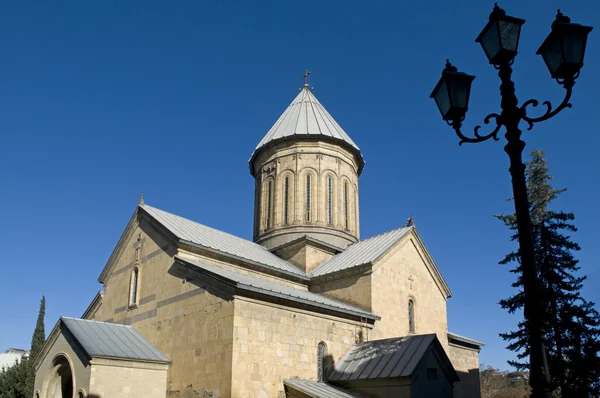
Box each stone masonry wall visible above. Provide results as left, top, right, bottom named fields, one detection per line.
left=310, top=273, right=372, bottom=312
left=448, top=344, right=481, bottom=398
left=370, top=234, right=449, bottom=350
left=97, top=218, right=235, bottom=397
left=89, top=359, right=168, bottom=398
left=231, top=297, right=368, bottom=398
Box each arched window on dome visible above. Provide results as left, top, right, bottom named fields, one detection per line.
left=266, top=180, right=273, bottom=228
left=306, top=174, right=312, bottom=222
left=317, top=342, right=327, bottom=382
left=408, top=299, right=415, bottom=334
left=344, top=182, right=349, bottom=230
left=284, top=176, right=290, bottom=225
left=327, top=175, right=333, bottom=225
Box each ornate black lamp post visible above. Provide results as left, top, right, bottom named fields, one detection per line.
left=430, top=5, right=592, bottom=398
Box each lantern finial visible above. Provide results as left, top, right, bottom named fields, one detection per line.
left=552, top=10, right=571, bottom=28
left=444, top=60, right=457, bottom=73
left=490, top=3, right=506, bottom=20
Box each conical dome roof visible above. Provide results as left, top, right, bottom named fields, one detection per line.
left=250, top=87, right=363, bottom=174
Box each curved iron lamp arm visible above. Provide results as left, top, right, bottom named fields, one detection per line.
left=449, top=113, right=503, bottom=145
left=520, top=78, right=575, bottom=130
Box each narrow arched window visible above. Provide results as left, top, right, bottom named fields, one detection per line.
left=317, top=342, right=327, bottom=382
left=327, top=176, right=333, bottom=225
left=284, top=176, right=290, bottom=225
left=408, top=299, right=415, bottom=334
left=266, top=180, right=273, bottom=228
left=344, top=182, right=349, bottom=230
left=130, top=267, right=140, bottom=306
left=306, top=174, right=311, bottom=222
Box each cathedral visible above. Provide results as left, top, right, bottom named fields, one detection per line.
left=34, top=81, right=483, bottom=398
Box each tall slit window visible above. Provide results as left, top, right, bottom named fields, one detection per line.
left=284, top=176, right=290, bottom=225
left=317, top=342, right=327, bottom=382
left=130, top=267, right=140, bottom=306
left=327, top=176, right=333, bottom=225
left=344, top=182, right=349, bottom=230
left=306, top=174, right=311, bottom=222
left=266, top=180, right=273, bottom=228
left=408, top=299, right=415, bottom=334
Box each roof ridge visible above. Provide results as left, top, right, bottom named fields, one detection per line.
left=358, top=225, right=411, bottom=243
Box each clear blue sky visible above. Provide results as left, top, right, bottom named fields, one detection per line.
left=0, top=0, right=598, bottom=371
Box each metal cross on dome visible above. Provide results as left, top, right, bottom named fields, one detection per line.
left=302, top=70, right=311, bottom=87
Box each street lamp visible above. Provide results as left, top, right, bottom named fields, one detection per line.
left=430, top=5, right=592, bottom=398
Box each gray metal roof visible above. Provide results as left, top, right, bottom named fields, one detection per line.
left=141, top=205, right=306, bottom=278
left=328, top=334, right=458, bottom=382
left=175, top=255, right=379, bottom=321
left=283, top=379, right=368, bottom=398
left=253, top=87, right=360, bottom=154
left=61, top=317, right=170, bottom=363
left=448, top=331, right=485, bottom=347
left=311, top=226, right=412, bottom=277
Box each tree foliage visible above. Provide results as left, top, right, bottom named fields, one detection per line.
left=0, top=296, right=46, bottom=398
left=496, top=150, right=600, bottom=397
left=480, top=364, right=530, bottom=398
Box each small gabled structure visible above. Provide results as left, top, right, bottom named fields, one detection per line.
left=33, top=317, right=170, bottom=398
left=328, top=334, right=459, bottom=398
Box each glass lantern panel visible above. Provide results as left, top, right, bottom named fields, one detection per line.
left=499, top=20, right=520, bottom=52
left=561, top=29, right=586, bottom=66
left=434, top=80, right=451, bottom=119
left=541, top=33, right=563, bottom=77
left=480, top=23, right=501, bottom=62
left=449, top=77, right=471, bottom=111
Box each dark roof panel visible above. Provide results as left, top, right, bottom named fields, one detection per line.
left=328, top=334, right=457, bottom=382
left=283, top=379, right=368, bottom=398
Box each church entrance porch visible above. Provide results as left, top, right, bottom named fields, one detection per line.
left=43, top=355, right=73, bottom=398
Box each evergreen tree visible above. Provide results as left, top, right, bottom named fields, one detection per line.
left=29, top=296, right=45, bottom=363
left=496, top=150, right=600, bottom=397
left=0, top=296, right=46, bottom=398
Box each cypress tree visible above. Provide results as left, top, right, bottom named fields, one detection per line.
left=496, top=150, right=600, bottom=397
left=29, top=296, right=46, bottom=363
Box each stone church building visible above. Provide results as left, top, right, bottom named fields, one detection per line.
left=34, top=83, right=483, bottom=398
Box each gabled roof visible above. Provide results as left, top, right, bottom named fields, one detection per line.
left=249, top=87, right=364, bottom=174
left=328, top=334, right=459, bottom=382
left=311, top=226, right=411, bottom=277
left=60, top=317, right=170, bottom=363
left=141, top=205, right=307, bottom=279
left=175, top=255, right=379, bottom=321
left=283, top=379, right=368, bottom=398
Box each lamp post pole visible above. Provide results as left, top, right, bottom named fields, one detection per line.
left=498, top=62, right=550, bottom=397
left=430, top=5, right=592, bottom=398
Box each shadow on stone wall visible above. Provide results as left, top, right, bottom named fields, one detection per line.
left=454, top=368, right=481, bottom=398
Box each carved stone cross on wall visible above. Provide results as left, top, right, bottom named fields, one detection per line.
left=408, top=275, right=414, bottom=289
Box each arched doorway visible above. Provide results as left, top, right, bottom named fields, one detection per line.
left=44, top=355, right=74, bottom=398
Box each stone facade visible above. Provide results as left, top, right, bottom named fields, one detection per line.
left=231, top=298, right=365, bottom=398
left=92, top=219, right=236, bottom=397
left=448, top=343, right=482, bottom=398
left=89, top=359, right=168, bottom=398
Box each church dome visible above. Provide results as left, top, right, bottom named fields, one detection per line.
left=249, top=86, right=364, bottom=176
left=250, top=84, right=364, bottom=251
